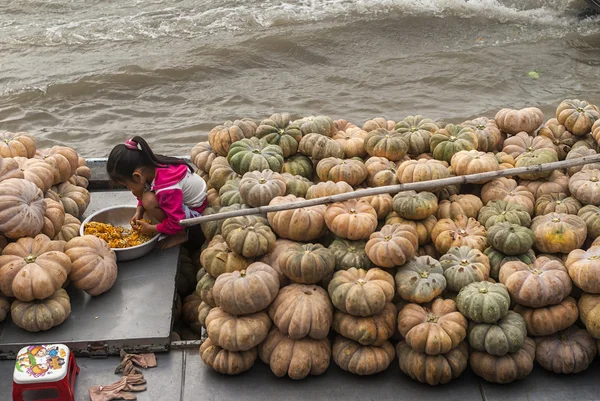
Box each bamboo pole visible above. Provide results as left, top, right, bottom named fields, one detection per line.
left=180, top=154, right=600, bottom=227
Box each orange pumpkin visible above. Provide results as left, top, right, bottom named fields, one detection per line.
left=431, top=215, right=488, bottom=255
left=0, top=132, right=36, bottom=158
left=362, top=117, right=396, bottom=132
left=14, top=157, right=55, bottom=193
left=65, top=235, right=118, bottom=296
left=47, top=182, right=91, bottom=219
left=520, top=170, right=570, bottom=199
left=450, top=150, right=499, bottom=182
left=357, top=192, right=393, bottom=220
left=238, top=170, right=286, bottom=207
left=530, top=213, right=587, bottom=253
left=565, top=246, right=600, bottom=293
left=205, top=307, right=271, bottom=351
left=470, top=337, right=536, bottom=384
left=41, top=199, right=65, bottom=239
left=209, top=156, right=240, bottom=191
left=333, top=121, right=367, bottom=158
left=0, top=178, right=46, bottom=239
left=569, top=169, right=600, bottom=206
left=305, top=181, right=353, bottom=200
left=328, top=268, right=394, bottom=316
left=514, top=296, right=578, bottom=336
left=436, top=194, right=483, bottom=220
left=325, top=200, right=378, bottom=240
left=501, top=131, right=557, bottom=159
left=0, top=157, right=24, bottom=183
left=35, top=146, right=78, bottom=184
left=556, top=99, right=600, bottom=136
left=298, top=133, right=345, bottom=160
left=332, top=336, right=395, bottom=376
left=191, top=141, right=218, bottom=173
left=495, top=152, right=516, bottom=170
left=463, top=117, right=504, bottom=152
left=333, top=302, right=396, bottom=346
left=364, top=157, right=400, bottom=187
left=385, top=213, right=437, bottom=245
left=365, top=224, right=419, bottom=268
left=267, top=195, right=327, bottom=241
left=396, top=159, right=450, bottom=184
left=316, top=158, right=368, bottom=186
left=53, top=213, right=81, bottom=242
left=495, top=107, right=544, bottom=135
left=209, top=119, right=257, bottom=156
left=481, top=178, right=535, bottom=215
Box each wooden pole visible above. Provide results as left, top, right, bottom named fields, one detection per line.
left=180, top=154, right=600, bottom=227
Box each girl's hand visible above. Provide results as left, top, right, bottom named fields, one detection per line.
left=130, top=207, right=145, bottom=228
left=136, top=220, right=158, bottom=236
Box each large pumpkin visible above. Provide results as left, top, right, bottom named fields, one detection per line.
left=364, top=157, right=400, bottom=187
left=436, top=194, right=482, bottom=220
left=514, top=149, right=559, bottom=181
left=395, top=256, right=446, bottom=303
left=396, top=159, right=450, bottom=184
left=357, top=192, right=393, bottom=220
left=316, top=157, right=367, bottom=186
left=535, top=326, right=597, bottom=374
left=305, top=180, right=353, bottom=200
left=212, top=262, right=279, bottom=315
left=468, top=311, right=527, bottom=356
left=332, top=336, right=395, bottom=376
left=569, top=169, right=600, bottom=205
left=450, top=150, right=499, bottom=181
left=327, top=268, right=394, bottom=316
left=365, top=224, right=419, bottom=268
left=36, top=146, right=78, bottom=184
left=565, top=246, right=600, bottom=293
left=396, top=341, right=469, bottom=386
left=578, top=294, right=600, bottom=338
left=200, top=236, right=250, bottom=277
left=10, top=288, right=71, bottom=332
left=456, top=281, right=510, bottom=323
left=324, top=200, right=378, bottom=240
left=556, top=99, right=600, bottom=136
left=538, top=119, right=574, bottom=160
left=267, top=195, right=327, bottom=241
left=208, top=156, right=240, bottom=190
left=190, top=141, right=217, bottom=173
left=0, top=132, right=36, bottom=158
left=521, top=170, right=570, bottom=200
left=514, top=296, right=579, bottom=336
left=333, top=121, right=367, bottom=158
left=208, top=119, right=256, bottom=156
left=384, top=213, right=436, bottom=246
left=487, top=222, right=535, bottom=256
left=463, top=117, right=503, bottom=152
left=363, top=117, right=396, bottom=132
left=258, top=238, right=296, bottom=287
left=481, top=178, right=535, bottom=215
left=469, top=337, right=536, bottom=384
left=501, top=131, right=557, bottom=159
left=278, top=243, right=335, bottom=284
left=530, top=212, right=587, bottom=253
left=238, top=170, right=286, bottom=207
left=0, top=178, right=46, bottom=239
left=535, top=193, right=581, bottom=216
left=395, top=115, right=439, bottom=157
left=296, top=115, right=336, bottom=137
left=478, top=200, right=531, bottom=230
left=328, top=239, right=372, bottom=270
left=499, top=255, right=572, bottom=308
left=65, top=235, right=118, bottom=296
left=397, top=298, right=468, bottom=355
left=440, top=246, right=490, bottom=293
left=221, top=216, right=276, bottom=258
left=0, top=233, right=69, bottom=303
left=13, top=157, right=54, bottom=193
left=363, top=128, right=408, bottom=161
left=255, top=113, right=302, bottom=157
left=47, top=182, right=90, bottom=219
left=392, top=190, right=438, bottom=220
left=495, top=107, right=544, bottom=135
left=281, top=154, right=313, bottom=179
left=430, top=124, right=478, bottom=164
left=269, top=284, right=332, bottom=340
left=298, top=133, right=345, bottom=160
left=333, top=302, right=396, bottom=346
left=227, top=137, right=284, bottom=175
left=431, top=215, right=488, bottom=255
left=205, top=307, right=271, bottom=352
left=258, top=328, right=331, bottom=380
left=200, top=337, right=257, bottom=375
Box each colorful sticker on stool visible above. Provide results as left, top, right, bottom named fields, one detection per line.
left=15, top=345, right=67, bottom=378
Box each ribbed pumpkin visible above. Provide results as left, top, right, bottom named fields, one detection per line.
left=46, top=182, right=90, bottom=219
left=392, top=190, right=438, bottom=220
left=396, top=158, right=450, bottom=184
left=197, top=272, right=216, bottom=307
left=440, top=246, right=490, bottom=293
left=556, top=99, right=600, bottom=136
left=384, top=213, right=437, bottom=246
left=499, top=255, right=572, bottom=308
left=0, top=157, right=24, bottom=183
left=535, top=193, right=581, bottom=216
left=577, top=204, right=600, bottom=239
left=200, top=337, right=257, bottom=375
left=206, top=188, right=220, bottom=207
left=514, top=149, right=559, bottom=180
left=535, top=326, right=597, bottom=374
left=481, top=178, right=535, bottom=215
left=258, top=239, right=296, bottom=287
left=395, top=256, right=446, bottom=303
left=328, top=239, right=372, bottom=270
left=200, top=236, right=250, bottom=277
left=456, top=281, right=510, bottom=324
left=298, top=133, right=345, bottom=160
left=578, top=293, right=600, bottom=338
left=269, top=284, right=333, bottom=340
left=538, top=119, right=575, bottom=160
left=332, top=336, right=395, bottom=376
left=362, top=117, right=396, bottom=132
left=521, top=170, right=570, bottom=200
left=208, top=156, right=240, bottom=191
left=333, top=302, right=396, bottom=346
left=40, top=199, right=65, bottom=243
left=212, top=262, right=279, bottom=315
left=255, top=113, right=302, bottom=157
left=205, top=307, right=271, bottom=351
left=316, top=157, right=367, bottom=186
left=364, top=157, right=400, bottom=187
left=53, top=213, right=81, bottom=242
left=280, top=173, right=311, bottom=198
left=0, top=132, right=36, bottom=158
left=278, top=243, right=335, bottom=284
left=565, top=246, right=600, bottom=293
left=501, top=131, right=557, bottom=159
left=468, top=311, right=527, bottom=356
left=436, top=194, right=483, bottom=220
left=218, top=178, right=243, bottom=206
left=530, top=212, right=587, bottom=254
left=514, top=296, right=578, bottom=336
left=209, top=119, right=257, bottom=156
left=463, top=117, right=503, bottom=152
left=487, top=222, right=535, bottom=256
left=281, top=154, right=313, bottom=179
left=495, top=151, right=515, bottom=170
left=396, top=341, right=469, bottom=386
left=333, top=121, right=367, bottom=158
left=238, top=170, right=286, bottom=207
left=362, top=128, right=409, bottom=161
left=327, top=268, right=394, bottom=316
left=267, top=195, right=327, bottom=241
left=65, top=235, right=118, bottom=296
left=10, top=288, right=71, bottom=332
left=190, top=141, right=217, bottom=173
left=484, top=248, right=536, bottom=281
left=395, top=115, right=439, bottom=157
left=430, top=124, right=478, bottom=164
left=305, top=181, right=353, bottom=200
left=470, top=337, right=536, bottom=384
left=296, top=115, right=337, bottom=137
left=227, top=137, right=284, bottom=175
left=495, top=107, right=544, bottom=135
left=431, top=215, right=488, bottom=255
left=450, top=150, right=499, bottom=181
left=397, top=298, right=468, bottom=355
left=565, top=147, right=600, bottom=176
left=0, top=178, right=45, bottom=239
left=357, top=193, right=393, bottom=220
left=365, top=224, right=419, bottom=268
left=35, top=146, right=78, bottom=185
left=221, top=216, right=276, bottom=258
left=569, top=169, right=600, bottom=205
left=478, top=201, right=531, bottom=230
left=14, top=157, right=54, bottom=193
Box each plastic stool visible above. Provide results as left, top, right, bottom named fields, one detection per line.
left=12, top=344, right=79, bottom=401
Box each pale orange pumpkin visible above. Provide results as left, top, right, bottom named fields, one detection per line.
left=333, top=121, right=367, bottom=158
left=35, top=146, right=79, bottom=184
left=431, top=215, right=488, bottom=255
left=209, top=119, right=257, bottom=156
left=495, top=107, right=544, bottom=135
left=65, top=235, right=118, bottom=296
left=0, top=178, right=46, bottom=239
left=365, top=224, right=419, bottom=268
left=357, top=192, right=393, bottom=220
left=385, top=213, right=437, bottom=246
left=41, top=198, right=65, bottom=239
left=68, top=157, right=92, bottom=189
left=556, top=99, right=600, bottom=136
left=316, top=158, right=368, bottom=186
left=569, top=169, right=600, bottom=206
left=565, top=246, right=600, bottom=293
left=46, top=182, right=91, bottom=219
left=450, top=150, right=499, bottom=182
left=362, top=117, right=396, bottom=132
left=0, top=132, right=36, bottom=158
left=462, top=117, right=504, bottom=152
left=495, top=152, right=516, bottom=170
left=538, top=119, right=575, bottom=160
left=501, top=132, right=557, bottom=159
left=53, top=213, right=81, bottom=242
left=436, top=194, right=483, bottom=220
left=305, top=181, right=353, bottom=200
left=565, top=147, right=600, bottom=176
left=530, top=212, right=587, bottom=254
left=480, top=178, right=535, bottom=215
left=364, top=157, right=400, bottom=187
left=520, top=170, right=570, bottom=199
left=396, top=159, right=450, bottom=184
left=14, top=157, right=55, bottom=193
left=267, top=195, right=327, bottom=241
left=0, top=157, right=24, bottom=183
left=191, top=141, right=218, bottom=173
left=325, top=200, right=378, bottom=240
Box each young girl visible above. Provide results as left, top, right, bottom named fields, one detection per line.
left=107, top=136, right=207, bottom=249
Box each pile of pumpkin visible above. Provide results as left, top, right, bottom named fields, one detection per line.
left=185, top=98, right=600, bottom=384
left=0, top=132, right=118, bottom=333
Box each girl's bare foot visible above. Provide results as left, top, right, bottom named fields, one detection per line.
left=157, top=230, right=188, bottom=249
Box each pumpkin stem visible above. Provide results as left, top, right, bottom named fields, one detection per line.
left=576, top=107, right=584, bottom=113
left=551, top=218, right=560, bottom=223
left=410, top=127, right=417, bottom=132
left=555, top=200, right=562, bottom=205
left=591, top=176, right=599, bottom=183
left=349, top=208, right=356, bottom=214
left=252, top=149, right=260, bottom=154
left=590, top=255, right=600, bottom=260
left=479, top=288, right=488, bottom=294
left=419, top=271, right=429, bottom=279
left=460, top=260, right=469, bottom=266
left=348, top=246, right=356, bottom=252
left=25, top=254, right=36, bottom=264
left=259, top=177, right=266, bottom=184
left=239, top=270, right=246, bottom=277
left=477, top=125, right=485, bottom=130
left=383, top=235, right=392, bottom=241
left=356, top=278, right=367, bottom=285
left=426, top=314, right=439, bottom=323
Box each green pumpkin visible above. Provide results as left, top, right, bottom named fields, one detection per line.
left=483, top=248, right=536, bottom=281
left=281, top=154, right=314, bottom=179
left=477, top=200, right=532, bottom=230
left=440, top=246, right=490, bottom=293
left=220, top=215, right=276, bottom=258
left=363, top=128, right=409, bottom=161
left=430, top=124, right=478, bottom=164
left=395, top=256, right=446, bottom=303
left=468, top=311, right=527, bottom=356
left=218, top=178, right=243, bottom=206
left=255, top=113, right=303, bottom=157
left=196, top=272, right=216, bottom=307
left=578, top=204, right=600, bottom=240
left=209, top=156, right=240, bottom=191
left=298, top=133, right=345, bottom=160
left=392, top=190, right=438, bottom=220
left=200, top=204, right=262, bottom=242
left=456, top=281, right=510, bottom=323
left=486, top=222, right=535, bottom=256
left=514, top=149, right=558, bottom=180
left=278, top=243, right=335, bottom=284
left=227, top=137, right=284, bottom=175
left=295, top=115, right=337, bottom=137
left=394, top=115, right=439, bottom=157
left=281, top=173, right=312, bottom=198
left=328, top=239, right=372, bottom=270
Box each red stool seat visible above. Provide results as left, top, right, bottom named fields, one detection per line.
left=13, top=344, right=79, bottom=401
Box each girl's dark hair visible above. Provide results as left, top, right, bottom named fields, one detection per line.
left=107, top=136, right=193, bottom=182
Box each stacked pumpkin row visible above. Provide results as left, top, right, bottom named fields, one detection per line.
left=0, top=132, right=119, bottom=333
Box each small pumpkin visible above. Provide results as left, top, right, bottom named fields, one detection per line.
left=14, top=157, right=55, bottom=193
left=200, top=235, right=250, bottom=277
left=296, top=115, right=337, bottom=137
left=501, top=131, right=557, bottom=159
left=212, top=262, right=279, bottom=315
left=281, top=154, right=313, bottom=179
left=514, top=296, right=579, bottom=336
left=556, top=99, right=600, bottom=136
left=565, top=246, right=600, bottom=293
left=255, top=113, right=302, bottom=157
left=221, top=216, right=276, bottom=258
left=200, top=337, right=257, bottom=375
left=0, top=132, right=36, bottom=158
left=65, top=235, right=118, bottom=296
left=365, top=224, right=419, bottom=268
left=205, top=307, right=271, bottom=351
left=514, top=149, right=559, bottom=180
left=328, top=239, right=372, bottom=270
left=456, top=281, right=510, bottom=323
left=278, top=243, right=335, bottom=284
left=53, top=213, right=81, bottom=242
left=430, top=124, right=478, bottom=164
left=520, top=169, right=570, bottom=198
left=499, top=255, right=572, bottom=308
left=280, top=173, right=311, bottom=198
left=208, top=156, right=240, bottom=191
left=397, top=298, right=468, bottom=355
left=190, top=141, right=218, bottom=173
left=327, top=267, right=394, bottom=316
left=578, top=293, right=600, bottom=338
left=396, top=341, right=469, bottom=386
left=10, top=288, right=71, bottom=332
left=298, top=133, right=345, bottom=160
left=332, top=336, right=395, bottom=376
left=530, top=212, right=587, bottom=254
left=535, top=193, right=581, bottom=216
left=267, top=195, right=327, bottom=241
left=468, top=311, right=526, bottom=356
left=269, top=284, right=333, bottom=340
left=238, top=170, right=286, bottom=207
left=569, top=169, right=600, bottom=205
left=362, top=117, right=396, bottom=132
left=209, top=119, right=256, bottom=156
left=565, top=147, right=600, bottom=176
left=538, top=119, right=575, bottom=160
left=227, top=137, right=284, bottom=175
left=305, top=180, right=353, bottom=200
left=333, top=122, right=367, bottom=158
left=41, top=198, right=65, bottom=239
left=487, top=222, right=535, bottom=256
left=333, top=302, right=396, bottom=346
left=431, top=215, right=488, bottom=255
left=481, top=178, right=535, bottom=215
left=385, top=213, right=436, bottom=246
left=392, top=190, right=438, bottom=220
left=440, top=246, right=490, bottom=293
left=395, top=115, right=439, bottom=157
left=396, top=158, right=450, bottom=185
left=463, top=117, right=503, bottom=152
left=469, top=337, right=536, bottom=384
left=495, top=107, right=544, bottom=135
left=218, top=179, right=243, bottom=206
left=364, top=157, right=400, bottom=187
left=436, top=194, right=483, bottom=220
left=35, top=147, right=77, bottom=185
left=535, top=326, right=597, bottom=374
left=395, top=256, right=446, bottom=303
left=47, top=182, right=90, bottom=219
left=357, top=192, right=393, bottom=220
left=0, top=157, right=24, bottom=183
left=577, top=204, right=600, bottom=240
left=363, top=128, right=409, bottom=161
left=478, top=200, right=531, bottom=230
left=495, top=151, right=516, bottom=170
left=450, top=150, right=499, bottom=181
left=316, top=157, right=368, bottom=186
